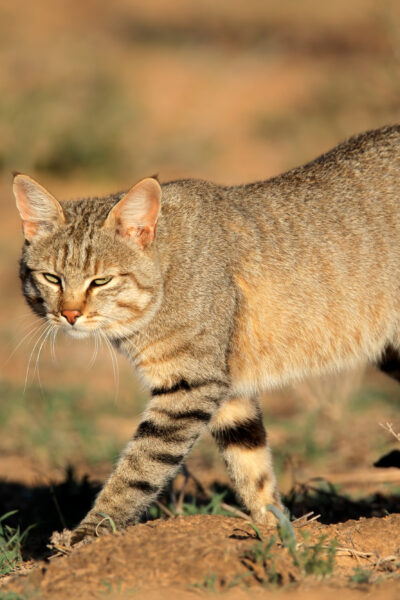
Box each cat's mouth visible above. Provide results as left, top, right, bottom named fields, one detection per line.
left=50, top=318, right=93, bottom=339
left=61, top=326, right=91, bottom=339
left=48, top=313, right=119, bottom=340
left=47, top=313, right=98, bottom=339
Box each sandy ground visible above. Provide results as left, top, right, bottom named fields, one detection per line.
left=1, top=514, right=400, bottom=599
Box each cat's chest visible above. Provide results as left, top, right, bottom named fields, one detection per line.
left=115, top=325, right=197, bottom=390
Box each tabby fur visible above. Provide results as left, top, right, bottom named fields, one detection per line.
left=14, top=125, right=400, bottom=542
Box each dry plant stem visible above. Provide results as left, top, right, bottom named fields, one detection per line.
left=30, top=464, right=68, bottom=529
left=174, top=468, right=190, bottom=515
left=184, top=467, right=251, bottom=521
left=184, top=467, right=208, bottom=497
left=380, top=421, right=400, bottom=443
left=333, top=547, right=396, bottom=563
left=49, top=483, right=67, bottom=530
left=375, top=555, right=398, bottom=570
left=220, top=503, right=251, bottom=521
left=292, top=512, right=322, bottom=528
left=48, top=545, right=72, bottom=558
left=154, top=501, right=175, bottom=519
left=294, top=539, right=397, bottom=566
left=167, top=480, right=177, bottom=509
left=292, top=511, right=315, bottom=524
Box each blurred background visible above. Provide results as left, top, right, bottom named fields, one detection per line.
left=0, top=0, right=400, bottom=497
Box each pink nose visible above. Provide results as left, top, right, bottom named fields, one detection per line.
left=61, top=309, right=82, bottom=325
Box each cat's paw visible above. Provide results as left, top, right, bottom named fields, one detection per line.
left=71, top=513, right=117, bottom=545
left=251, top=497, right=285, bottom=527
left=70, top=524, right=98, bottom=546
left=250, top=508, right=278, bottom=527
left=48, top=528, right=74, bottom=553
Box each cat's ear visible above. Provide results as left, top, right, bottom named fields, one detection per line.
left=103, top=177, right=161, bottom=249
left=13, top=173, right=65, bottom=241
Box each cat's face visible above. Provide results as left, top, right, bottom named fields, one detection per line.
left=15, top=175, right=163, bottom=341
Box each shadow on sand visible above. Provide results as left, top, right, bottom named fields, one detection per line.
left=1, top=467, right=399, bottom=560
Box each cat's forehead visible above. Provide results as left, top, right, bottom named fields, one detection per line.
left=28, top=232, right=118, bottom=275
left=26, top=195, right=134, bottom=276
left=60, top=194, right=123, bottom=231
left=52, top=232, right=117, bottom=276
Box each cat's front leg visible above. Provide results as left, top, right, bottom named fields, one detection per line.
left=71, top=378, right=229, bottom=544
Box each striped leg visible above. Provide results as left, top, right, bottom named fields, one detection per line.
left=209, top=396, right=282, bottom=525
left=71, top=379, right=228, bottom=543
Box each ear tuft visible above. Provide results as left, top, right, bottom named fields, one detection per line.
left=103, top=177, right=161, bottom=249
left=13, top=174, right=65, bottom=241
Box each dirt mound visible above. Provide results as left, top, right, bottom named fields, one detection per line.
left=3, top=513, right=400, bottom=599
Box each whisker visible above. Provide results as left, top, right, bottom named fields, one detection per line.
left=17, top=319, right=43, bottom=336
left=88, top=331, right=99, bottom=369
left=34, top=324, right=56, bottom=388
left=100, top=330, right=119, bottom=400
left=9, top=312, right=34, bottom=324
left=24, top=323, right=53, bottom=391
left=4, top=321, right=48, bottom=367
left=93, top=315, right=135, bottom=343
left=50, top=327, right=59, bottom=364
left=7, top=314, right=39, bottom=340
left=103, top=331, right=118, bottom=385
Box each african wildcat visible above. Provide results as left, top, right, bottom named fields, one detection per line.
left=14, top=125, right=400, bottom=543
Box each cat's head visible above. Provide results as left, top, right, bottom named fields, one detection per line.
left=14, top=174, right=163, bottom=340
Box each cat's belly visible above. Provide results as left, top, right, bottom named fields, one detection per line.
left=228, top=273, right=397, bottom=395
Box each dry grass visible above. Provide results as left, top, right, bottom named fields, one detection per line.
left=0, top=0, right=399, bottom=498
left=381, top=422, right=400, bottom=443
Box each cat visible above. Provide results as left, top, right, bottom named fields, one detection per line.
left=14, top=124, right=400, bottom=544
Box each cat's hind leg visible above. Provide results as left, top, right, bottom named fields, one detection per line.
left=209, top=395, right=282, bottom=525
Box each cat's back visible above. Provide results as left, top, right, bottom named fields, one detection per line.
left=157, top=126, right=400, bottom=317
left=218, top=125, right=400, bottom=392
left=276, top=124, right=399, bottom=212
left=229, top=124, right=399, bottom=217
left=297, top=123, right=400, bottom=177
left=213, top=125, right=399, bottom=265
left=160, top=125, right=400, bottom=242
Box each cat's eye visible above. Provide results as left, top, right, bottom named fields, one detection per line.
left=43, top=273, right=61, bottom=285
left=91, top=277, right=113, bottom=287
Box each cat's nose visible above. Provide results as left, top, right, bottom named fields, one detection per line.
left=61, top=309, right=82, bottom=325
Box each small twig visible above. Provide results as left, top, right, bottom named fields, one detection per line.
left=348, top=537, right=363, bottom=565
left=292, top=511, right=314, bottom=524
left=296, top=543, right=397, bottom=564
left=184, top=467, right=250, bottom=520
left=154, top=500, right=175, bottom=519
left=175, top=466, right=190, bottom=515
left=30, top=464, right=68, bottom=530
left=335, top=547, right=374, bottom=560
left=380, top=422, right=400, bottom=443
left=184, top=467, right=208, bottom=497
left=167, top=478, right=177, bottom=509
left=220, top=503, right=251, bottom=521
left=47, top=544, right=72, bottom=557
left=292, top=511, right=321, bottom=528
left=286, top=454, right=298, bottom=490
left=375, top=555, right=398, bottom=565
left=49, top=483, right=67, bottom=530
